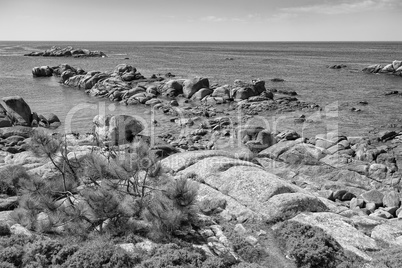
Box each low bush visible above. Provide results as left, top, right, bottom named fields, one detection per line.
left=276, top=221, right=363, bottom=268
left=231, top=235, right=268, bottom=264
left=62, top=239, right=139, bottom=268
left=0, top=165, right=31, bottom=196
left=371, top=247, right=402, bottom=268
left=138, top=244, right=206, bottom=268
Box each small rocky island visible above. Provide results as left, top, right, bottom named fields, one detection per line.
left=24, top=46, right=107, bottom=58
left=363, top=60, right=402, bottom=76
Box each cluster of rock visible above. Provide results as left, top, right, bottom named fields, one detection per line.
left=0, top=111, right=401, bottom=264
left=24, top=46, right=106, bottom=58
left=363, top=60, right=402, bottom=76
left=0, top=96, right=60, bottom=129
left=156, top=127, right=402, bottom=261
left=329, top=64, right=347, bottom=69
left=32, top=63, right=277, bottom=105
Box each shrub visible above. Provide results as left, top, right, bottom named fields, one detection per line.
left=229, top=233, right=269, bottom=264
left=62, top=240, right=138, bottom=268
left=371, top=247, right=402, bottom=268
left=0, top=165, right=31, bottom=196
left=275, top=221, right=363, bottom=268
left=0, top=246, right=24, bottom=267
left=22, top=238, right=64, bottom=267
left=0, top=261, right=16, bottom=268
left=138, top=244, right=206, bottom=268
left=51, top=244, right=80, bottom=265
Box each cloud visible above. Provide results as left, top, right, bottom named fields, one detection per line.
left=280, top=0, right=401, bottom=15
left=200, top=16, right=228, bottom=22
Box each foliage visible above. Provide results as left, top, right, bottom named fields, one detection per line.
left=371, top=247, right=402, bottom=268
left=276, top=221, right=363, bottom=268
left=138, top=243, right=206, bottom=268
left=0, top=246, right=23, bottom=267
left=229, top=232, right=269, bottom=264
left=14, top=130, right=200, bottom=243
left=0, top=165, right=31, bottom=196
left=62, top=239, right=139, bottom=268
left=22, top=238, right=64, bottom=267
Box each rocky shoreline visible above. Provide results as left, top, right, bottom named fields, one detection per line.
left=32, top=63, right=321, bottom=152
left=24, top=46, right=107, bottom=58
left=0, top=60, right=401, bottom=267
left=0, top=113, right=400, bottom=266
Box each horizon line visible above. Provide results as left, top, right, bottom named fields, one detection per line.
left=1, top=40, right=402, bottom=43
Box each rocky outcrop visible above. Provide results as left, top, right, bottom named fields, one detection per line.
left=32, top=66, right=53, bottom=77
left=232, top=80, right=269, bottom=100
left=183, top=77, right=210, bottom=98
left=2, top=96, right=32, bottom=126
left=363, top=60, right=402, bottom=76
left=24, top=46, right=107, bottom=58
left=0, top=96, right=61, bottom=134
left=93, top=114, right=144, bottom=146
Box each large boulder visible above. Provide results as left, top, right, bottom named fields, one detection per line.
left=93, top=114, right=144, bottom=145
left=278, top=143, right=326, bottom=165
left=232, top=80, right=266, bottom=100
left=64, top=75, right=85, bottom=88
left=371, top=220, right=402, bottom=246
left=362, top=64, right=383, bottom=73
left=191, top=88, right=213, bottom=100
left=2, top=96, right=32, bottom=126
left=379, top=63, right=395, bottom=73
left=212, top=85, right=231, bottom=98
left=392, top=60, right=402, bottom=70
left=160, top=80, right=184, bottom=97
left=258, top=139, right=303, bottom=159
left=183, top=77, right=210, bottom=98
left=32, top=66, right=53, bottom=77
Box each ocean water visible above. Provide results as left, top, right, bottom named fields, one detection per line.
left=0, top=41, right=401, bottom=137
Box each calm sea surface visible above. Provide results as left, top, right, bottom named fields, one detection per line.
left=0, top=41, right=401, bottom=136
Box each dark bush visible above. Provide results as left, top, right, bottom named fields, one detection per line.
left=62, top=240, right=138, bottom=268
left=0, top=165, right=31, bottom=196
left=51, top=244, right=79, bottom=265
left=371, top=247, right=402, bottom=268
left=22, top=238, right=64, bottom=267
left=229, top=233, right=269, bottom=264
left=0, top=246, right=24, bottom=267
left=276, top=221, right=363, bottom=268
left=138, top=243, right=206, bottom=267
left=0, top=261, right=16, bottom=268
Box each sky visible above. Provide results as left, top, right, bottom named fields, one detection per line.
left=0, top=0, right=401, bottom=41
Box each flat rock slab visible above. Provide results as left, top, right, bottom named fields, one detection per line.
left=289, top=212, right=379, bottom=261
left=177, top=156, right=260, bottom=180
left=203, top=166, right=304, bottom=216
left=197, top=183, right=263, bottom=222
left=264, top=193, right=328, bottom=223
left=371, top=220, right=402, bottom=246
left=278, top=143, right=326, bottom=165
left=258, top=140, right=302, bottom=159
left=161, top=150, right=253, bottom=173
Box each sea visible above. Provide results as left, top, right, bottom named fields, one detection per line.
left=0, top=41, right=401, bottom=137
